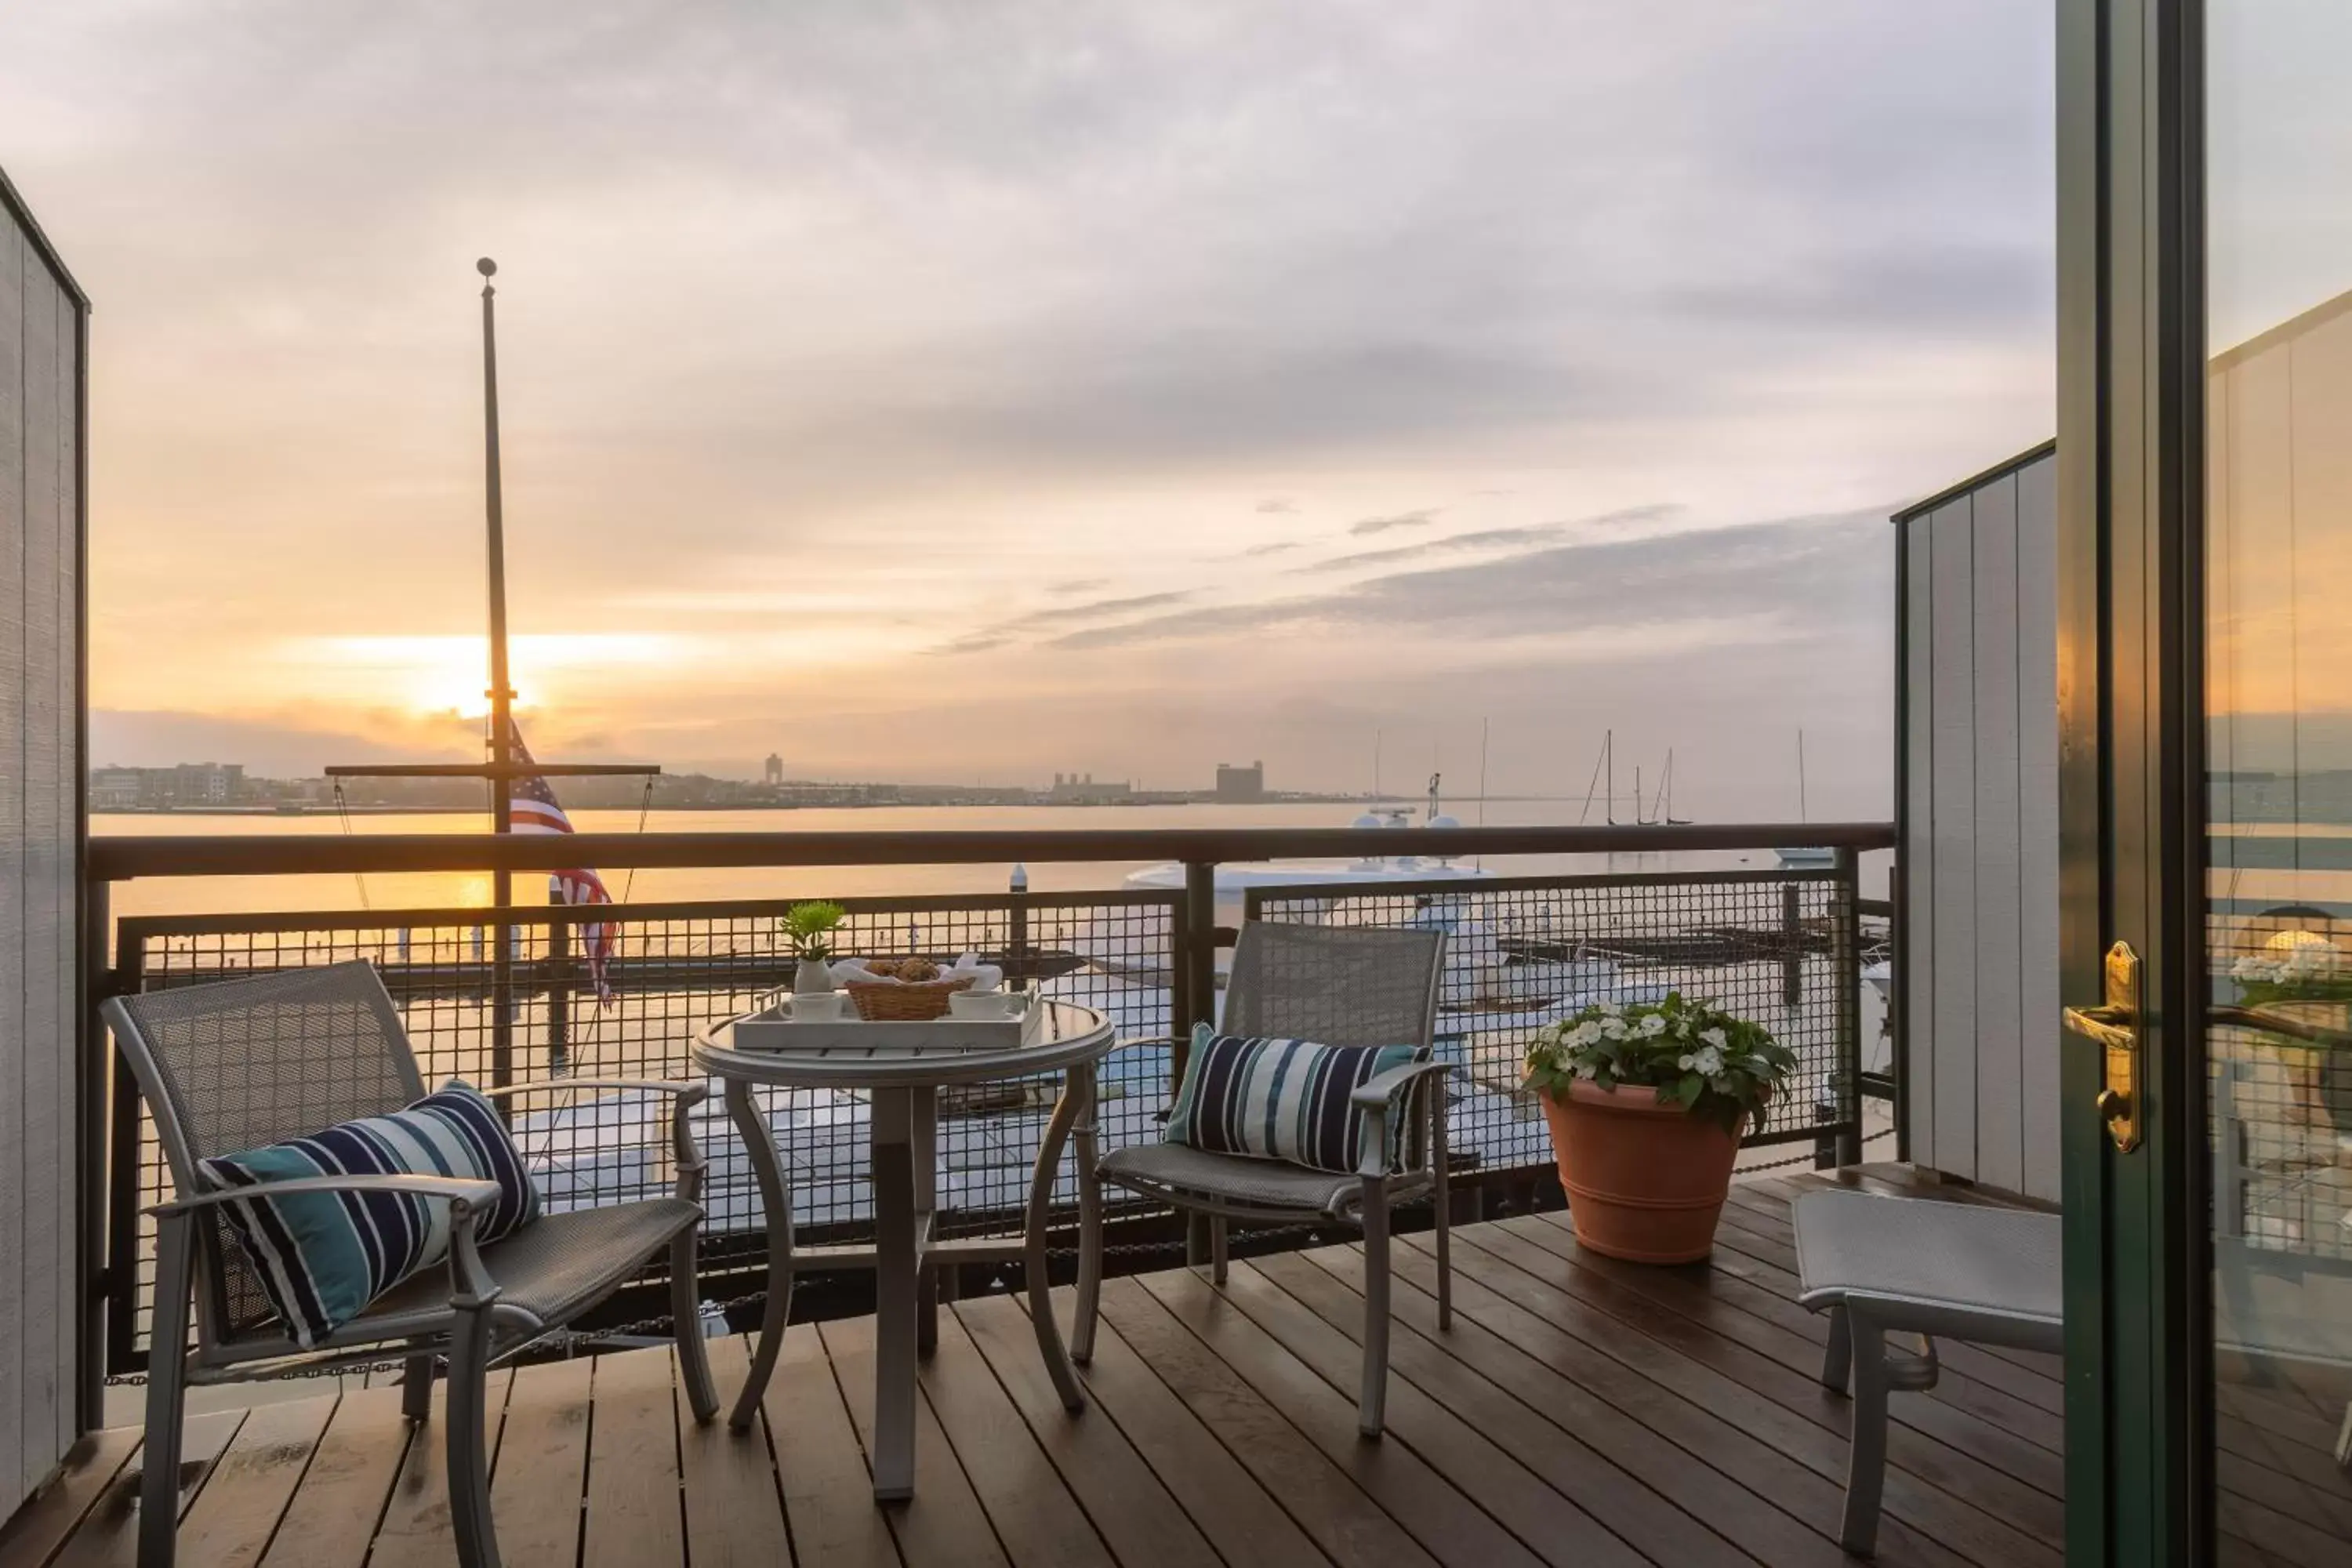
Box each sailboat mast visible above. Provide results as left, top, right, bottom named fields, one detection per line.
left=479, top=258, right=514, bottom=903
left=1606, top=729, right=1616, bottom=826
left=1796, top=728, right=1809, bottom=824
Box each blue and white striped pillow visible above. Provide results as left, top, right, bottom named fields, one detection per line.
left=1163, top=1024, right=1423, bottom=1174
left=196, top=1080, right=541, bottom=1348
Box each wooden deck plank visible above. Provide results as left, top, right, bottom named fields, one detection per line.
left=257, top=1386, right=408, bottom=1568
left=1011, top=1290, right=1328, bottom=1568
left=1218, top=1257, right=1719, bottom=1566
left=1095, top=1275, right=1436, bottom=1568
left=487, top=1355, right=594, bottom=1568
left=52, top=1410, right=245, bottom=1568
left=1417, top=1231, right=2060, bottom=1568
left=172, top=1395, right=337, bottom=1568
left=367, top=1370, right=515, bottom=1568
left=951, top=1297, right=1221, bottom=1568
left=1534, top=1213, right=2071, bottom=1462
left=581, top=1346, right=684, bottom=1568
left=914, top=1311, right=1116, bottom=1568
left=1475, top=1220, right=2069, bottom=1517
left=0, top=1428, right=143, bottom=1568
left=677, top=1336, right=793, bottom=1568
left=820, top=1316, right=1008, bottom=1568
left=1133, top=1269, right=1554, bottom=1568
left=1342, top=1240, right=1975, bottom=1568
left=26, top=1183, right=2169, bottom=1568
left=1258, top=1247, right=1868, bottom=1568
left=762, top=1325, right=900, bottom=1568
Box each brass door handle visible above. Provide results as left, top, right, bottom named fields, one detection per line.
left=2066, top=942, right=2143, bottom=1153
left=2063, top=1003, right=2135, bottom=1050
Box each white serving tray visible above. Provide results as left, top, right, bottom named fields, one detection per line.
left=730, top=993, right=1044, bottom=1054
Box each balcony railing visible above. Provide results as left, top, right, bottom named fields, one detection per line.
left=82, top=821, right=1896, bottom=1377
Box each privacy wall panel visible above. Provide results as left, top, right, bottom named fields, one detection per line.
left=1899, top=444, right=2060, bottom=1201
left=0, top=169, right=86, bottom=1520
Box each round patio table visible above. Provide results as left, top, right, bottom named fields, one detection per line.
left=691, top=998, right=1114, bottom=1502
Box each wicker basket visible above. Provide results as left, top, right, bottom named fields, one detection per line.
left=842, top=976, right=975, bottom=1022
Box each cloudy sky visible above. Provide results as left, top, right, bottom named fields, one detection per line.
left=2, top=1, right=2056, bottom=817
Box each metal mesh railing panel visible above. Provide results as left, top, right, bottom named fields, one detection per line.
left=1248, top=867, right=1862, bottom=1181
left=113, top=891, right=1174, bottom=1360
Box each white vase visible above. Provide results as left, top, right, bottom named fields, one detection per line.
left=793, top=956, right=835, bottom=995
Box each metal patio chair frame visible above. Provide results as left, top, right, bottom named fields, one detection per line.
left=1073, top=920, right=1453, bottom=1436
left=102, top=960, right=719, bottom=1568
left=1792, top=1188, right=2064, bottom=1557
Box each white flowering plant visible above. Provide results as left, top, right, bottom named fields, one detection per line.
left=1524, top=992, right=1795, bottom=1134
left=2230, top=931, right=2351, bottom=1007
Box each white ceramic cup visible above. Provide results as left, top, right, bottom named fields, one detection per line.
left=948, top=989, right=1018, bottom=1020
left=785, top=993, right=849, bottom=1022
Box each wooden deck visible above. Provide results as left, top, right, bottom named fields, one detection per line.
left=5, top=1167, right=2347, bottom=1566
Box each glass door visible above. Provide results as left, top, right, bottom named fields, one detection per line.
left=2204, top=3, right=2352, bottom=1560
left=2060, top=1, right=2352, bottom=1560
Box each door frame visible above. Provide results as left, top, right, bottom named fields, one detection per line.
left=2056, top=0, right=2212, bottom=1560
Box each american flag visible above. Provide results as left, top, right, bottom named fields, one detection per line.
left=505, top=720, right=617, bottom=1004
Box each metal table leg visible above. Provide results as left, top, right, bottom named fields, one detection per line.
left=913, top=1087, right=938, bottom=1358
left=1072, top=1061, right=1103, bottom=1365
left=870, top=1086, right=920, bottom=1501
left=1026, top=1062, right=1091, bottom=1414
left=726, top=1076, right=794, bottom=1431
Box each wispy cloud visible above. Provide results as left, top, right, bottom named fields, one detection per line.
left=1255, top=498, right=1297, bottom=514
left=930, top=590, right=1198, bottom=655
left=1290, top=524, right=1570, bottom=576
left=1054, top=508, right=1885, bottom=651
left=1290, top=504, right=1683, bottom=575
left=1239, top=541, right=1301, bottom=558
left=1349, top=506, right=1443, bottom=536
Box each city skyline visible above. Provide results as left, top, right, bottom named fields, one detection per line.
left=5, top=2, right=2057, bottom=821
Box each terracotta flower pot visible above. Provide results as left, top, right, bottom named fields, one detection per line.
left=1536, top=1078, right=1744, bottom=1264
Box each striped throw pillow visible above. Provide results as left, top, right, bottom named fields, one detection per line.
left=1163, top=1024, right=1423, bottom=1174
left=196, top=1080, right=541, bottom=1348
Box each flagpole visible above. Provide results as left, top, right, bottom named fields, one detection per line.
left=479, top=257, right=514, bottom=908
left=479, top=256, right=517, bottom=1094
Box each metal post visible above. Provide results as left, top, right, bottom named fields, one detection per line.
left=546, top=917, right=572, bottom=1073
left=479, top=257, right=517, bottom=1096
left=1176, top=861, right=1217, bottom=1092
left=1008, top=863, right=1030, bottom=995
left=1780, top=880, right=1802, bottom=1009
left=78, top=879, right=111, bottom=1427
left=1832, top=847, right=1864, bottom=1166
left=106, top=923, right=146, bottom=1377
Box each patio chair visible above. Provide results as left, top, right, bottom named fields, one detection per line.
left=1791, top=1188, right=2063, bottom=1557
left=1074, top=921, right=1451, bottom=1437
left=103, top=960, right=720, bottom=1568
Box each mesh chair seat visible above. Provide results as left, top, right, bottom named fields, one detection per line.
left=1098, top=1138, right=1425, bottom=1218
left=318, top=1197, right=702, bottom=1348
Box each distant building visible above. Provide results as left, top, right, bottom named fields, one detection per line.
left=764, top=752, right=784, bottom=785
left=89, top=767, right=145, bottom=811
left=87, top=761, right=245, bottom=808
left=1048, top=771, right=1134, bottom=804
left=172, top=761, right=244, bottom=804
left=1215, top=760, right=1265, bottom=803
